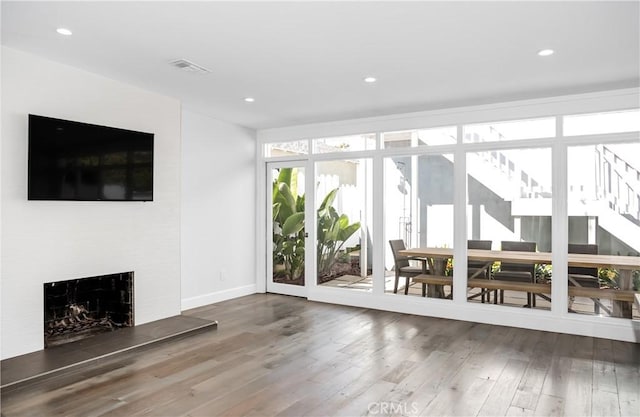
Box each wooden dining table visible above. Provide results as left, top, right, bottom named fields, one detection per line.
left=399, top=247, right=640, bottom=317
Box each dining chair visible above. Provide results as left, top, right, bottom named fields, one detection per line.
left=493, top=240, right=537, bottom=307
left=389, top=239, right=427, bottom=295
left=468, top=240, right=493, bottom=302
left=568, top=243, right=600, bottom=313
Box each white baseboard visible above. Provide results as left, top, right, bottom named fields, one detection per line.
left=181, top=284, right=257, bottom=310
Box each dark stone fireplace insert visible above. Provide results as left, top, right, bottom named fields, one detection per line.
left=44, top=272, right=134, bottom=347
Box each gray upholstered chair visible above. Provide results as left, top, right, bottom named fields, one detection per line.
left=468, top=240, right=493, bottom=302
left=493, top=240, right=537, bottom=307
left=389, top=239, right=427, bottom=295
left=568, top=243, right=600, bottom=313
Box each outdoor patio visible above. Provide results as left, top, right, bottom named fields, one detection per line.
left=319, top=273, right=633, bottom=317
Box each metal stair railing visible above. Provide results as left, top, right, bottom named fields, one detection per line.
left=464, top=127, right=547, bottom=200
left=596, top=144, right=640, bottom=225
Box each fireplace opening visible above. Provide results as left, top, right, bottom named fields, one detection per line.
left=44, top=272, right=134, bottom=348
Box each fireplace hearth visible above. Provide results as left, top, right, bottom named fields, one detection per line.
left=44, top=272, right=134, bottom=347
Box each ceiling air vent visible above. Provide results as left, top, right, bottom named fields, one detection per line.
left=169, top=59, right=211, bottom=74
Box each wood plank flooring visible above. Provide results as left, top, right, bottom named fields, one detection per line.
left=1, top=294, right=638, bottom=417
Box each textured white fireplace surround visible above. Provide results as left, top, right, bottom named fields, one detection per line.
left=1, top=47, right=182, bottom=359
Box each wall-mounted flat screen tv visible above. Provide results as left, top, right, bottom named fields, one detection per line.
left=28, top=115, right=154, bottom=201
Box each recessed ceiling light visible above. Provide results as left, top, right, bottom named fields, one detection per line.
left=537, top=49, right=554, bottom=57
left=244, top=97, right=255, bottom=103
left=363, top=77, right=377, bottom=83
left=56, top=27, right=73, bottom=36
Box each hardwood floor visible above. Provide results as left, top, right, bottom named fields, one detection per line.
left=1, top=294, right=638, bottom=416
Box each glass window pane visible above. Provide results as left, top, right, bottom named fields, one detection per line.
left=382, top=126, right=456, bottom=149
left=313, top=134, right=376, bottom=153
left=384, top=154, right=454, bottom=299
left=467, top=148, right=552, bottom=310
left=564, top=109, right=640, bottom=136
left=272, top=166, right=306, bottom=286
left=463, top=118, right=555, bottom=143
left=265, top=140, right=309, bottom=158
left=568, top=143, right=640, bottom=319
left=317, top=159, right=372, bottom=292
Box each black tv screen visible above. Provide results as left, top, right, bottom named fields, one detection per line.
left=28, top=115, right=154, bottom=201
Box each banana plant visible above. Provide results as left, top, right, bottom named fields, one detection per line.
left=317, top=188, right=361, bottom=277
left=272, top=168, right=305, bottom=281
left=273, top=168, right=361, bottom=281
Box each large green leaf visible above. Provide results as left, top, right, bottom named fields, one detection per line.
left=275, top=183, right=297, bottom=214
left=277, top=168, right=292, bottom=188
left=338, top=222, right=361, bottom=242
left=282, top=212, right=305, bottom=236
left=276, top=203, right=293, bottom=226
left=319, top=188, right=338, bottom=212
left=337, top=214, right=349, bottom=229
left=326, top=219, right=341, bottom=241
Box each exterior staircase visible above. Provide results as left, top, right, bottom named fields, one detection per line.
left=594, top=145, right=640, bottom=253
left=457, top=131, right=640, bottom=254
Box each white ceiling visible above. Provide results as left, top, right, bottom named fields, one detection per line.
left=2, top=1, right=639, bottom=129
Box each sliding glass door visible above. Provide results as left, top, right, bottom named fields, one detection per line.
left=267, top=161, right=308, bottom=297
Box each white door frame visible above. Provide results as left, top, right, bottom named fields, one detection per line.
left=266, top=160, right=311, bottom=297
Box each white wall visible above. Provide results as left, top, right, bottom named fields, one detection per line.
left=181, top=110, right=256, bottom=309
left=1, top=47, right=182, bottom=359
